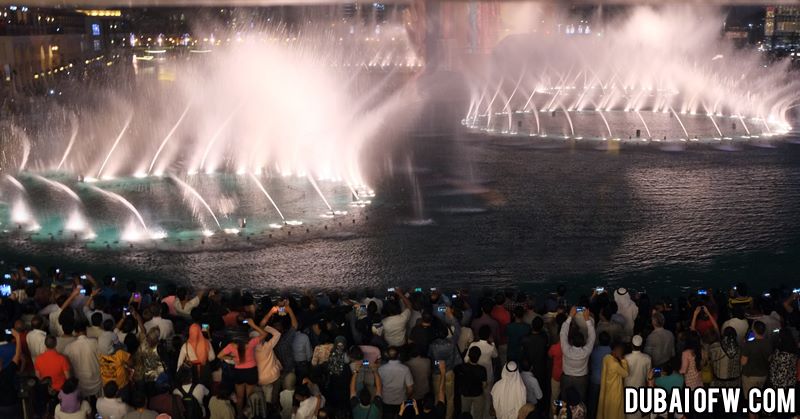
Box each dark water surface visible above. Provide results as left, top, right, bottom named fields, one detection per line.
left=3, top=130, right=800, bottom=294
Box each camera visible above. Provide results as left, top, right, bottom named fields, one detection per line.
left=362, top=360, right=370, bottom=366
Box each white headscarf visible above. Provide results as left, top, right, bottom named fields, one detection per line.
left=614, top=288, right=639, bottom=335
left=491, top=361, right=527, bottom=419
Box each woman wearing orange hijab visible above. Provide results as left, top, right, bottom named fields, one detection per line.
left=177, top=323, right=216, bottom=383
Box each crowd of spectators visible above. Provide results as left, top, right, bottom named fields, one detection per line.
left=0, top=264, right=798, bottom=419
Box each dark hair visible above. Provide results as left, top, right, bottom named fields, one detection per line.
left=295, top=384, right=311, bottom=398
left=685, top=332, right=703, bottom=371
left=598, top=331, right=611, bottom=347
left=62, top=378, right=79, bottom=394
left=236, top=338, right=247, bottom=362
left=216, top=384, right=234, bottom=399
left=480, top=298, right=494, bottom=315
left=45, top=335, right=57, bottom=349
left=103, top=381, right=119, bottom=398
left=131, top=391, right=148, bottom=409
left=103, top=318, right=115, bottom=332
left=513, top=306, right=525, bottom=320
left=386, top=346, right=399, bottom=360
left=358, top=388, right=372, bottom=406
left=531, top=317, right=544, bottom=332
left=777, top=329, right=798, bottom=354
left=467, top=346, right=482, bottom=363
left=753, top=321, right=766, bottom=336
left=91, top=312, right=104, bottom=327
left=31, top=315, right=44, bottom=331
left=567, top=324, right=586, bottom=348
left=478, top=325, right=491, bottom=341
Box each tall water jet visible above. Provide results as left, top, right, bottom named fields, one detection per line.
left=148, top=101, right=192, bottom=174
left=559, top=105, right=574, bottom=137
left=669, top=107, right=690, bottom=139
left=307, top=174, right=333, bottom=213
left=635, top=111, right=652, bottom=138
left=29, top=174, right=82, bottom=203
left=197, top=101, right=245, bottom=172
left=708, top=114, right=723, bottom=138
left=97, top=114, right=133, bottom=179
left=86, top=185, right=150, bottom=233
left=249, top=173, right=286, bottom=222
left=4, top=175, right=27, bottom=194
left=9, top=125, right=31, bottom=172
left=597, top=109, right=613, bottom=138
left=57, top=113, right=79, bottom=171
left=168, top=175, right=222, bottom=229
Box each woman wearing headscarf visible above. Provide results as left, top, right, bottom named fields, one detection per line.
left=613, top=289, right=638, bottom=339
left=177, top=323, right=216, bottom=384
left=324, top=336, right=352, bottom=418
left=597, top=343, right=628, bottom=419
left=709, top=327, right=741, bottom=388
left=491, top=361, right=527, bottom=419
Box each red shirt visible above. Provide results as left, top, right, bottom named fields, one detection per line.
left=490, top=306, right=511, bottom=345
left=35, top=349, right=71, bottom=390
left=548, top=342, right=563, bottom=382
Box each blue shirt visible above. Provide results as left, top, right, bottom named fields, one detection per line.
left=0, top=342, right=15, bottom=368
left=590, top=345, right=611, bottom=385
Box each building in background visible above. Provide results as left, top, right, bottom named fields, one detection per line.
left=765, top=5, right=799, bottom=56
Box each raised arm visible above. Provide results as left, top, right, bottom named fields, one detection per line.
left=60, top=287, right=81, bottom=311
left=395, top=287, right=412, bottom=310
left=436, top=360, right=446, bottom=403
left=10, top=329, right=21, bottom=365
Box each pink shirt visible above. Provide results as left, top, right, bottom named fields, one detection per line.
left=161, top=296, right=178, bottom=316
left=220, top=337, right=261, bottom=369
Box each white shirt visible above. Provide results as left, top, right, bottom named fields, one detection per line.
left=174, top=296, right=201, bottom=318
left=623, top=350, right=652, bottom=388
left=721, top=318, right=749, bottom=344
left=560, top=317, right=596, bottom=377
left=293, top=395, right=324, bottom=419
left=49, top=308, right=64, bottom=337
left=64, top=335, right=102, bottom=397
left=520, top=371, right=543, bottom=404
left=56, top=400, right=91, bottom=419
left=144, top=316, right=174, bottom=340
left=466, top=339, right=498, bottom=384
left=382, top=309, right=411, bottom=347
left=176, top=340, right=217, bottom=371
left=98, top=330, right=119, bottom=356
left=26, top=328, right=47, bottom=363
left=173, top=383, right=210, bottom=416
left=97, top=397, right=132, bottom=419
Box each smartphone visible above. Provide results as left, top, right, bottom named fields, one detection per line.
left=387, top=287, right=395, bottom=293
left=451, top=294, right=457, bottom=299
left=242, top=319, right=248, bottom=325
left=278, top=307, right=285, bottom=313
left=80, top=289, right=86, bottom=295
left=26, top=279, right=34, bottom=285
left=773, top=328, right=780, bottom=333
left=80, top=274, right=87, bottom=280
left=359, top=304, right=367, bottom=310
left=793, top=288, right=800, bottom=294
left=404, top=400, right=414, bottom=408
left=24, top=266, right=31, bottom=272
left=4, top=329, right=11, bottom=335
left=201, top=323, right=209, bottom=332
left=652, top=368, right=662, bottom=377
left=362, top=360, right=370, bottom=366
left=133, top=292, right=141, bottom=299
left=123, top=307, right=130, bottom=316
left=437, top=306, right=447, bottom=313
left=746, top=331, right=756, bottom=342
left=553, top=400, right=563, bottom=408
left=55, top=268, right=60, bottom=274
left=434, top=360, right=440, bottom=366
left=414, top=287, right=422, bottom=292
left=430, top=287, right=437, bottom=291
left=0, top=284, right=11, bottom=297
left=697, top=289, right=707, bottom=295
left=111, top=276, right=117, bottom=283
left=2, top=274, right=9, bottom=280
left=763, top=292, right=771, bottom=298
left=576, top=306, right=585, bottom=313
left=149, top=284, right=158, bottom=292
left=596, top=287, right=604, bottom=293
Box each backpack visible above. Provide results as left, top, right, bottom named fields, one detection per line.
left=177, top=383, right=203, bottom=419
